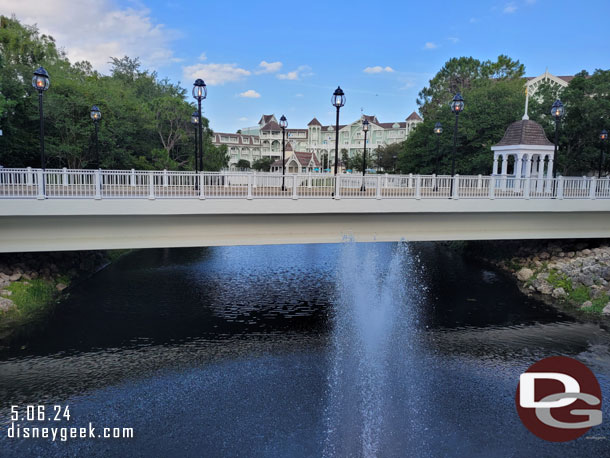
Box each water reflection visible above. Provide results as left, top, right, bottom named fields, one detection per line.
left=0, top=243, right=609, bottom=457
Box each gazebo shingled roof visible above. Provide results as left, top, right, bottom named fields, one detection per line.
left=494, top=119, right=553, bottom=147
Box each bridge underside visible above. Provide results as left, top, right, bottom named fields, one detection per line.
left=1, top=211, right=609, bottom=253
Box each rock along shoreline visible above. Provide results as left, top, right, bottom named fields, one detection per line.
left=468, top=240, right=610, bottom=317
left=0, top=250, right=130, bottom=341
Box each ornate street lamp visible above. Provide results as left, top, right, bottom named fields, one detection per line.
left=450, top=93, right=464, bottom=195
left=600, top=129, right=608, bottom=178
left=331, top=86, right=345, bottom=175
left=360, top=119, right=369, bottom=191
left=90, top=105, right=101, bottom=168
left=279, top=115, right=288, bottom=191
left=190, top=111, right=200, bottom=173
left=433, top=122, right=443, bottom=191
left=32, top=67, right=50, bottom=171
left=192, top=79, right=207, bottom=172
left=551, top=99, right=564, bottom=176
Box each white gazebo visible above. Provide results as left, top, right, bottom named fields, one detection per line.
left=491, top=97, right=555, bottom=192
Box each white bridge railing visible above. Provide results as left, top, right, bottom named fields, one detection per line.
left=0, top=167, right=609, bottom=201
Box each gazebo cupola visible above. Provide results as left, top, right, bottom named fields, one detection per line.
left=491, top=91, right=555, bottom=191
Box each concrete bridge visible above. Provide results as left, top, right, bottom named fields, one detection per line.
left=1, top=168, right=609, bottom=252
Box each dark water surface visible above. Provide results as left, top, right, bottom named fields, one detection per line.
left=0, top=243, right=609, bottom=457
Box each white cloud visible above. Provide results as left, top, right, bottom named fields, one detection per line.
left=295, top=93, right=304, bottom=97
left=470, top=17, right=479, bottom=23
left=448, top=37, right=459, bottom=43
left=256, top=60, right=282, bottom=74
left=424, top=42, right=438, bottom=50
left=363, top=66, right=395, bottom=74
left=239, top=89, right=261, bottom=98
left=277, top=65, right=313, bottom=80
left=238, top=117, right=248, bottom=121
left=503, top=3, right=517, bottom=13
left=183, top=63, right=251, bottom=86
left=3, top=0, right=180, bottom=73
left=198, top=52, right=207, bottom=61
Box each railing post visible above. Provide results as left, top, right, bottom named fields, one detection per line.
left=27, top=166, right=33, bottom=186
left=292, top=174, right=298, bottom=200
left=307, top=171, right=312, bottom=188
left=94, top=170, right=102, bottom=200
left=524, top=177, right=530, bottom=200
left=334, top=174, right=341, bottom=200
left=408, top=173, right=413, bottom=188
left=489, top=175, right=495, bottom=199
left=62, top=167, right=69, bottom=186
left=384, top=173, right=388, bottom=188
left=199, top=172, right=205, bottom=200
left=163, top=169, right=168, bottom=187
left=224, top=172, right=229, bottom=188
left=376, top=174, right=382, bottom=200
left=130, top=169, right=136, bottom=187
left=247, top=173, right=253, bottom=200
left=589, top=177, right=597, bottom=200
left=415, top=175, right=421, bottom=200
left=557, top=176, right=564, bottom=199
left=252, top=171, right=257, bottom=189
left=452, top=174, right=459, bottom=199
left=148, top=171, right=155, bottom=200
left=477, top=174, right=482, bottom=189
left=36, top=169, right=45, bottom=200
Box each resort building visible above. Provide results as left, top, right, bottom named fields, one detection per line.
left=269, top=142, right=322, bottom=173
left=212, top=112, right=423, bottom=170
left=525, top=69, right=573, bottom=98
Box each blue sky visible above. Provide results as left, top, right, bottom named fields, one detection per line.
left=3, top=0, right=607, bottom=133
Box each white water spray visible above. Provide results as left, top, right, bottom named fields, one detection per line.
left=323, top=242, right=420, bottom=457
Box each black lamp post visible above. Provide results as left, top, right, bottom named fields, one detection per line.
left=360, top=119, right=369, bottom=191
left=331, top=86, right=345, bottom=175
left=551, top=99, right=564, bottom=177
left=279, top=115, right=288, bottom=191
left=433, top=122, right=443, bottom=191
left=90, top=105, right=101, bottom=168
left=600, top=129, right=608, bottom=178
left=192, top=79, right=207, bottom=172
left=450, top=93, right=464, bottom=195
left=190, top=111, right=200, bottom=172
left=32, top=67, right=50, bottom=170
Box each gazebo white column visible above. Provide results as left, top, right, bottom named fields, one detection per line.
left=524, top=154, right=533, bottom=179
left=514, top=154, right=523, bottom=189
left=536, top=155, right=545, bottom=193
left=501, top=154, right=508, bottom=189
left=545, top=156, right=554, bottom=193
left=492, top=154, right=499, bottom=175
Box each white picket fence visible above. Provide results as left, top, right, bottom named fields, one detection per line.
left=0, top=167, right=609, bottom=200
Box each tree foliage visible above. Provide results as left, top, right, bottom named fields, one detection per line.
left=0, top=16, right=228, bottom=171
left=405, top=55, right=609, bottom=177
left=403, top=55, right=529, bottom=175
left=529, top=70, right=610, bottom=175
left=252, top=156, right=274, bottom=171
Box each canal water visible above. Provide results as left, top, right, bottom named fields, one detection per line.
left=0, top=242, right=609, bottom=457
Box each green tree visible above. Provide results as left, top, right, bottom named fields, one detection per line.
left=374, top=143, right=403, bottom=172
left=252, top=156, right=274, bottom=171
left=416, top=55, right=524, bottom=119
left=529, top=69, right=610, bottom=175
left=402, top=57, right=526, bottom=175
left=236, top=159, right=251, bottom=169
left=0, top=16, right=216, bottom=171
